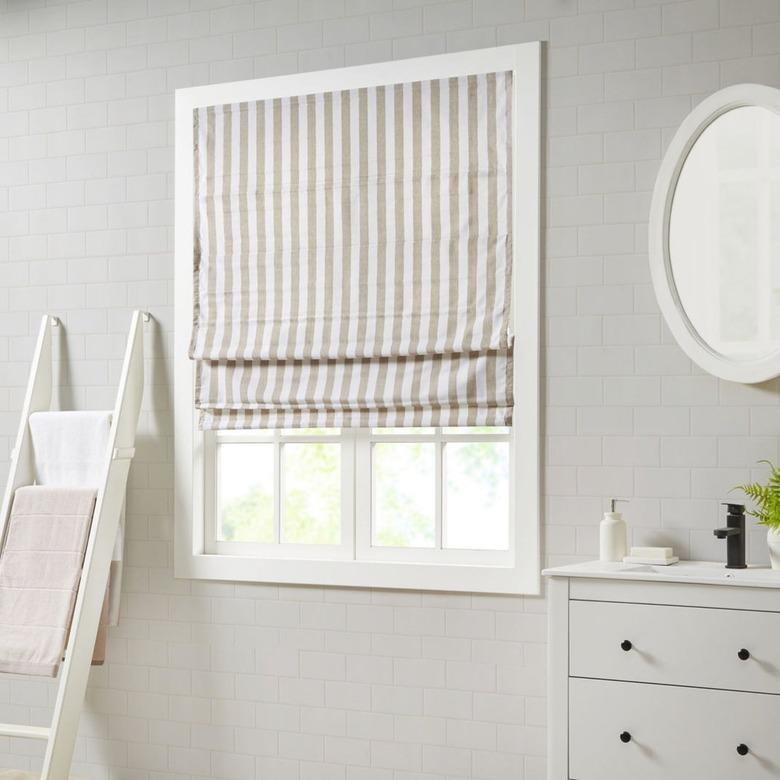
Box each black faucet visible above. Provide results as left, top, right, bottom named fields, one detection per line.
left=713, top=503, right=747, bottom=569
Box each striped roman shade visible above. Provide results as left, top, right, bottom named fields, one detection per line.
left=190, top=70, right=513, bottom=429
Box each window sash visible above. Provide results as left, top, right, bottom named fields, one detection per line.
left=204, top=429, right=355, bottom=560
left=204, top=427, right=511, bottom=566
left=355, top=428, right=513, bottom=566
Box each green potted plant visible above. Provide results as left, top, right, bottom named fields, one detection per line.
left=735, top=460, right=780, bottom=570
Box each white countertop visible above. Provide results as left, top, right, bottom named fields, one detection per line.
left=542, top=560, right=780, bottom=589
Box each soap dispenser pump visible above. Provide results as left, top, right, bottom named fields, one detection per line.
left=600, top=498, right=628, bottom=563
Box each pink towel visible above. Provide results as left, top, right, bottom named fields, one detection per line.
left=0, top=487, right=97, bottom=677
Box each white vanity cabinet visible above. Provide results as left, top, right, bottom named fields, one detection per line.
left=544, top=561, right=780, bottom=780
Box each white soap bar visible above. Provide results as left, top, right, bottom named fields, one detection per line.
left=623, top=555, right=680, bottom=566
left=629, top=546, right=674, bottom=559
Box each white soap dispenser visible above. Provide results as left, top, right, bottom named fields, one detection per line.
left=600, top=498, right=628, bottom=562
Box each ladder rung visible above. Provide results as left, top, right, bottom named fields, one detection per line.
left=0, top=722, right=51, bottom=740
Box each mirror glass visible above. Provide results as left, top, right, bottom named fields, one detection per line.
left=669, top=105, right=780, bottom=361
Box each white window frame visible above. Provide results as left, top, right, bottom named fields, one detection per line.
left=174, top=43, right=541, bottom=594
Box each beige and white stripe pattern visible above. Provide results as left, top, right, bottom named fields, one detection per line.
left=196, top=350, right=513, bottom=429
left=190, top=70, right=513, bottom=429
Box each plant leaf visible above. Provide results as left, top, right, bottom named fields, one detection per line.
left=734, top=461, right=780, bottom=529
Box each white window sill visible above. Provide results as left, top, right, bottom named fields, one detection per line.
left=175, top=551, right=541, bottom=595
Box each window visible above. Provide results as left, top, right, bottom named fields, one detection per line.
left=174, top=44, right=541, bottom=593
left=206, top=427, right=511, bottom=565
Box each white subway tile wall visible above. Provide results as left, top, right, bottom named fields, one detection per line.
left=0, top=0, right=778, bottom=777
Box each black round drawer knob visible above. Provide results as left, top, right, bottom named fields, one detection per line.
left=621, top=640, right=633, bottom=652
left=738, top=648, right=750, bottom=661
left=620, top=731, right=632, bottom=743
left=737, top=744, right=749, bottom=756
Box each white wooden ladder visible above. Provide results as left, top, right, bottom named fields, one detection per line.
left=0, top=310, right=148, bottom=780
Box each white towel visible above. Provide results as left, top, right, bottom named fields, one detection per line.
left=28, top=411, right=123, bottom=626
left=29, top=411, right=111, bottom=488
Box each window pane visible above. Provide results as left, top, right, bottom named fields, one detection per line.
left=444, top=441, right=509, bottom=550
left=372, top=442, right=435, bottom=548
left=218, top=443, right=274, bottom=543
left=282, top=443, right=341, bottom=545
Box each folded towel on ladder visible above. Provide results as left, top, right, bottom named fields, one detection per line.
left=0, top=486, right=98, bottom=677
left=28, top=411, right=124, bottom=628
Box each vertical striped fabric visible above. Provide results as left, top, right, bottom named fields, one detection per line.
left=190, top=70, right=513, bottom=429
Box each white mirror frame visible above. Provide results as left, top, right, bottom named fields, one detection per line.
left=649, top=83, right=780, bottom=384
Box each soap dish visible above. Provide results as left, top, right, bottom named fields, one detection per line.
left=623, top=555, right=679, bottom=566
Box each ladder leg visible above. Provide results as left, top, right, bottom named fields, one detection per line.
left=42, top=311, right=146, bottom=779
left=41, top=465, right=131, bottom=780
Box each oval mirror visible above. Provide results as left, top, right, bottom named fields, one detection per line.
left=650, top=84, right=780, bottom=383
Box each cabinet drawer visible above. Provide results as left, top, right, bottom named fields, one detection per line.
left=570, top=599, right=780, bottom=694
left=569, top=678, right=780, bottom=780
